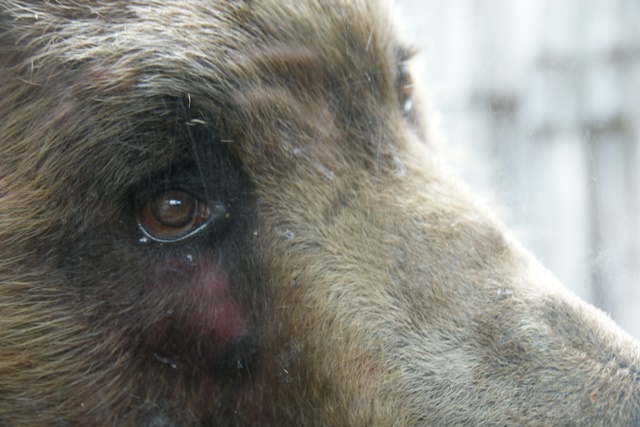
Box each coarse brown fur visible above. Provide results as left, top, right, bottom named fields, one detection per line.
left=0, top=0, right=639, bottom=425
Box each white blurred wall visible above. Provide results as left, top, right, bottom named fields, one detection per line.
left=397, top=0, right=640, bottom=338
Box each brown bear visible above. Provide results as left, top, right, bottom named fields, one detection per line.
left=0, top=0, right=638, bottom=425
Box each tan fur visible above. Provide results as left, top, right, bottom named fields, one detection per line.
left=0, top=0, right=639, bottom=425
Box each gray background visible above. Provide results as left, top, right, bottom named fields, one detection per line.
left=397, top=0, right=640, bottom=338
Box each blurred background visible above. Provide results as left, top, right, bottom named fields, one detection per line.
left=396, top=0, right=640, bottom=339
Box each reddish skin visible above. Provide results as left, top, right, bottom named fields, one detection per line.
left=151, top=255, right=247, bottom=348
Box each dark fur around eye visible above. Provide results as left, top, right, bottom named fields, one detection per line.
left=129, top=119, right=249, bottom=246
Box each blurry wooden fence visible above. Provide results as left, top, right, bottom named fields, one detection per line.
left=398, top=0, right=640, bottom=338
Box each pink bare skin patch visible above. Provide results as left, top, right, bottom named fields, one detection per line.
left=141, top=252, right=249, bottom=372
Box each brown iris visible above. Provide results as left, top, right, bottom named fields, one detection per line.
left=138, top=190, right=212, bottom=242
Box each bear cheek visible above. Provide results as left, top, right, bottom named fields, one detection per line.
left=142, top=253, right=248, bottom=365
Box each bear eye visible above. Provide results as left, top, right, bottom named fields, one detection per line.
left=397, top=61, right=414, bottom=115
left=138, top=190, right=216, bottom=242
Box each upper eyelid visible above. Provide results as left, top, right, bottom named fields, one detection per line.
left=397, top=44, right=418, bottom=63
left=134, top=168, right=208, bottom=201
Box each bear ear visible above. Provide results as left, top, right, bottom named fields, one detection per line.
left=0, top=9, right=18, bottom=70
left=0, top=3, right=30, bottom=62
left=0, top=4, right=12, bottom=49
left=0, top=3, right=57, bottom=71
left=0, top=1, right=53, bottom=50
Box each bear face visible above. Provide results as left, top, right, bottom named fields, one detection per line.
left=0, top=1, right=638, bottom=425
